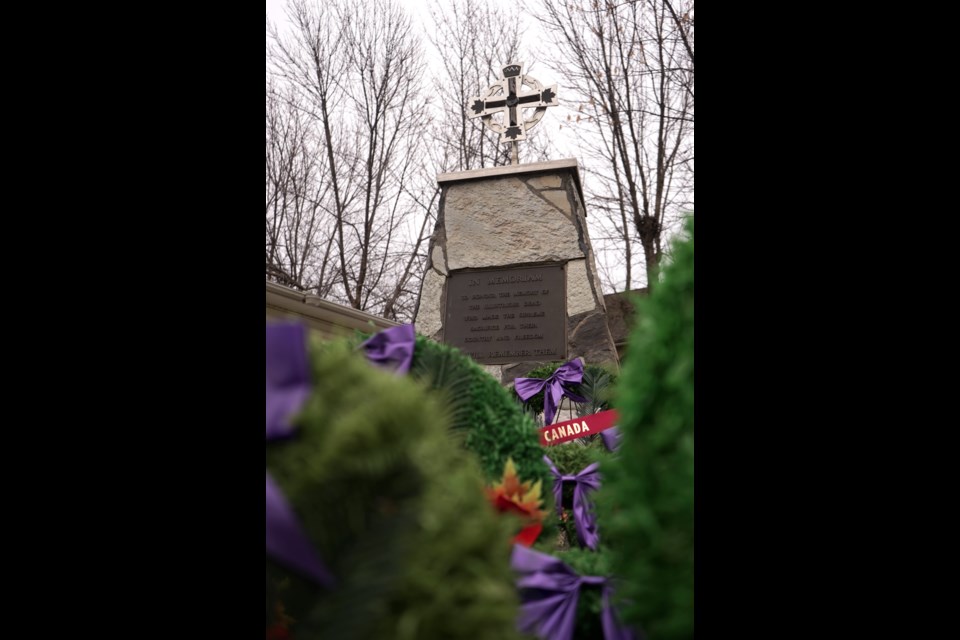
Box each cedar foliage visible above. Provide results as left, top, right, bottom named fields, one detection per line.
left=599, top=218, right=694, bottom=639
left=355, top=333, right=553, bottom=492
left=266, top=342, right=521, bottom=640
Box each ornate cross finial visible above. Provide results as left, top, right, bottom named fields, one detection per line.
left=467, top=63, right=559, bottom=165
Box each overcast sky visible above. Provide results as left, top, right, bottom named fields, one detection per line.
left=265, top=0, right=578, bottom=157
left=266, top=0, right=649, bottom=292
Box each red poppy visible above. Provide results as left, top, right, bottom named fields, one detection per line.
left=484, top=459, right=548, bottom=547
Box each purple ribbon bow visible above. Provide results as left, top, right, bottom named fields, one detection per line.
left=511, top=544, right=636, bottom=640
left=544, top=455, right=601, bottom=550
left=360, top=323, right=416, bottom=375
left=515, top=359, right=588, bottom=425
left=266, top=322, right=335, bottom=587
left=601, top=426, right=622, bottom=452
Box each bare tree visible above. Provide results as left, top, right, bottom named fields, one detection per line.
left=267, top=0, right=435, bottom=319
left=265, top=81, right=338, bottom=295
left=532, top=0, right=694, bottom=291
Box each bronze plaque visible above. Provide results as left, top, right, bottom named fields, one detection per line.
left=444, top=264, right=566, bottom=364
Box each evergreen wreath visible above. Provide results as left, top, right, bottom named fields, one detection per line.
left=266, top=341, right=521, bottom=640
left=598, top=218, right=694, bottom=639
left=352, top=332, right=553, bottom=492
left=517, top=361, right=618, bottom=427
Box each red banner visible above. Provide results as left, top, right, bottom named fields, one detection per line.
left=538, top=409, right=619, bottom=446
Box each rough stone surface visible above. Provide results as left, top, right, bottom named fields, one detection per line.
left=477, top=364, right=503, bottom=384
left=603, top=290, right=645, bottom=346
left=422, top=165, right=620, bottom=375
left=566, top=259, right=597, bottom=316
left=603, top=289, right=647, bottom=361
left=444, top=177, right=584, bottom=270
left=502, top=361, right=552, bottom=386
left=541, top=190, right=572, bottom=215
left=567, top=311, right=619, bottom=367
left=570, top=186, right=585, bottom=217
left=415, top=269, right=446, bottom=340
left=527, top=175, right=562, bottom=189
left=588, top=259, right=606, bottom=311
left=438, top=158, right=579, bottom=184
left=551, top=397, right=581, bottom=424
left=431, top=244, right=447, bottom=275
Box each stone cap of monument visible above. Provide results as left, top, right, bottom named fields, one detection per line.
left=437, top=158, right=585, bottom=215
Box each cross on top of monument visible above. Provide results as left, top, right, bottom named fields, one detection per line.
left=466, top=63, right=558, bottom=165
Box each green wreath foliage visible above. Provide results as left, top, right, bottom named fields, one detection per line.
left=266, top=341, right=521, bottom=640
left=598, top=218, right=694, bottom=639
left=543, top=437, right=606, bottom=476
left=348, top=332, right=553, bottom=493
left=312, top=326, right=648, bottom=640
left=525, top=361, right=625, bottom=639
left=554, top=548, right=616, bottom=640
left=518, top=362, right=618, bottom=420
left=528, top=437, right=600, bottom=556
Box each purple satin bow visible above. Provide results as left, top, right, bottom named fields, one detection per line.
left=515, top=359, right=588, bottom=425
left=511, top=544, right=636, bottom=640
left=266, top=323, right=335, bottom=587
left=601, top=427, right=622, bottom=452
left=361, top=323, right=416, bottom=375
left=545, top=455, right=601, bottom=550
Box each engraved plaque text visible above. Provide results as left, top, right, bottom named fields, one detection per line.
left=444, top=264, right=566, bottom=364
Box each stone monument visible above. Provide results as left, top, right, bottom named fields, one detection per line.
left=414, top=63, right=619, bottom=384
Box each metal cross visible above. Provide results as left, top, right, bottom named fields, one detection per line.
left=467, top=63, right=559, bottom=165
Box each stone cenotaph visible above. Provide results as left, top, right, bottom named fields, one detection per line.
left=414, top=63, right=619, bottom=384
